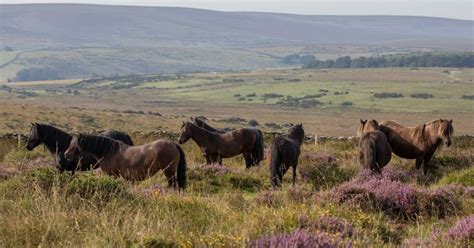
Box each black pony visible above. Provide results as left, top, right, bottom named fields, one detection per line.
left=269, top=124, right=305, bottom=187
left=26, top=123, right=134, bottom=172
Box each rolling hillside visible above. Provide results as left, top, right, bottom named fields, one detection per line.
left=0, top=4, right=472, bottom=81
left=1, top=4, right=473, bottom=49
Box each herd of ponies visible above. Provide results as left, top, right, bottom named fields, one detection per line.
left=25, top=117, right=454, bottom=189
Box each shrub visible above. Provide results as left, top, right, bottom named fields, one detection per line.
left=421, top=185, right=463, bottom=218
left=142, top=237, right=178, bottom=248
left=299, top=153, right=354, bottom=190
left=447, top=215, right=474, bottom=243
left=341, top=101, right=353, bottom=106
left=246, top=93, right=257, bottom=97
left=461, top=95, right=474, bottom=100
left=333, top=178, right=419, bottom=220
left=248, top=119, right=259, bottom=127
left=410, top=93, right=433, bottom=99
left=66, top=173, right=126, bottom=199
left=373, top=92, right=404, bottom=98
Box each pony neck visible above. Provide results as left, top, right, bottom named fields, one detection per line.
left=288, top=133, right=304, bottom=146
left=79, top=135, right=121, bottom=159
left=190, top=124, right=213, bottom=146
left=424, top=122, right=443, bottom=146
left=40, top=125, right=72, bottom=155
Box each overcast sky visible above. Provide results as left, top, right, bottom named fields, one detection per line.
left=1, top=0, right=473, bottom=20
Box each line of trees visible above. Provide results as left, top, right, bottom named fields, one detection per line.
left=14, top=67, right=62, bottom=82
left=282, top=52, right=474, bottom=69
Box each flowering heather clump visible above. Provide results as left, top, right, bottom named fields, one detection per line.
left=403, top=215, right=474, bottom=247
left=201, top=163, right=235, bottom=176
left=334, top=178, right=419, bottom=220
left=249, top=229, right=352, bottom=248
left=380, top=166, right=414, bottom=183
left=448, top=215, right=474, bottom=242
left=422, top=185, right=463, bottom=218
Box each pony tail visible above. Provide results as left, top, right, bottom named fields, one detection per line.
left=269, top=144, right=282, bottom=187
left=252, top=130, right=265, bottom=164
left=175, top=144, right=187, bottom=189
left=359, top=137, right=377, bottom=172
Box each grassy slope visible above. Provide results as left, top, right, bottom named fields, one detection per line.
left=0, top=133, right=472, bottom=247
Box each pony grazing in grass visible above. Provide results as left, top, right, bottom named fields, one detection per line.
left=26, top=123, right=134, bottom=172
left=357, top=119, right=392, bottom=173
left=380, top=119, right=453, bottom=174
left=64, top=134, right=187, bottom=188
left=178, top=121, right=264, bottom=167
left=269, top=124, right=305, bottom=187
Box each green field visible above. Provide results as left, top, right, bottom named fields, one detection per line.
left=0, top=67, right=473, bottom=136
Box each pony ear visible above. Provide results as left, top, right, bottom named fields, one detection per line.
left=360, top=119, right=367, bottom=124
left=373, top=120, right=379, bottom=125
left=449, top=119, right=453, bottom=124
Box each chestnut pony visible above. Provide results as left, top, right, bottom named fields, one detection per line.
left=65, top=134, right=186, bottom=188
left=379, top=119, right=453, bottom=174
left=357, top=119, right=391, bottom=173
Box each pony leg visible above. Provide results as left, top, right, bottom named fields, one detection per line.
left=422, top=153, right=434, bottom=175
left=292, top=165, right=297, bottom=186
left=415, top=158, right=423, bottom=170
left=243, top=152, right=252, bottom=168
left=164, top=167, right=178, bottom=188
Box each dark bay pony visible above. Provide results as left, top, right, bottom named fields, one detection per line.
left=26, top=123, right=134, bottom=172
left=269, top=124, right=305, bottom=187
left=178, top=121, right=264, bottom=167
left=379, top=119, right=453, bottom=174
left=64, top=134, right=187, bottom=188
left=357, top=119, right=392, bottom=173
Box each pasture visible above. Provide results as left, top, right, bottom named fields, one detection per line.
left=0, top=131, right=472, bottom=247
left=0, top=67, right=473, bottom=247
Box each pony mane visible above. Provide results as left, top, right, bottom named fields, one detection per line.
left=77, top=134, right=122, bottom=156
left=37, top=123, right=72, bottom=151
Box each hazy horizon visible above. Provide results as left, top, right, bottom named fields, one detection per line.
left=1, top=0, right=473, bottom=20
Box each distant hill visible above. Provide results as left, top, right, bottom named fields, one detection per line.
left=1, top=4, right=473, bottom=49
left=1, top=4, right=473, bottom=81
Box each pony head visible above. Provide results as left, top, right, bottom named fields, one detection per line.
left=178, top=122, right=193, bottom=144
left=357, top=119, right=379, bottom=136
left=26, top=123, right=42, bottom=151
left=288, top=123, right=305, bottom=144
left=64, top=135, right=82, bottom=161
left=437, top=119, right=454, bottom=147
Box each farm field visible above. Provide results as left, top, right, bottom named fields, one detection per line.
left=0, top=67, right=473, bottom=247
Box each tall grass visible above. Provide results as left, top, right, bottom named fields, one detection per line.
left=0, top=136, right=472, bottom=246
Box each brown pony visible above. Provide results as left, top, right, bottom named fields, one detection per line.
left=379, top=119, right=453, bottom=174
left=178, top=121, right=264, bottom=167
left=269, top=124, right=305, bottom=187
left=64, top=134, right=187, bottom=188
left=357, top=119, right=392, bottom=173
